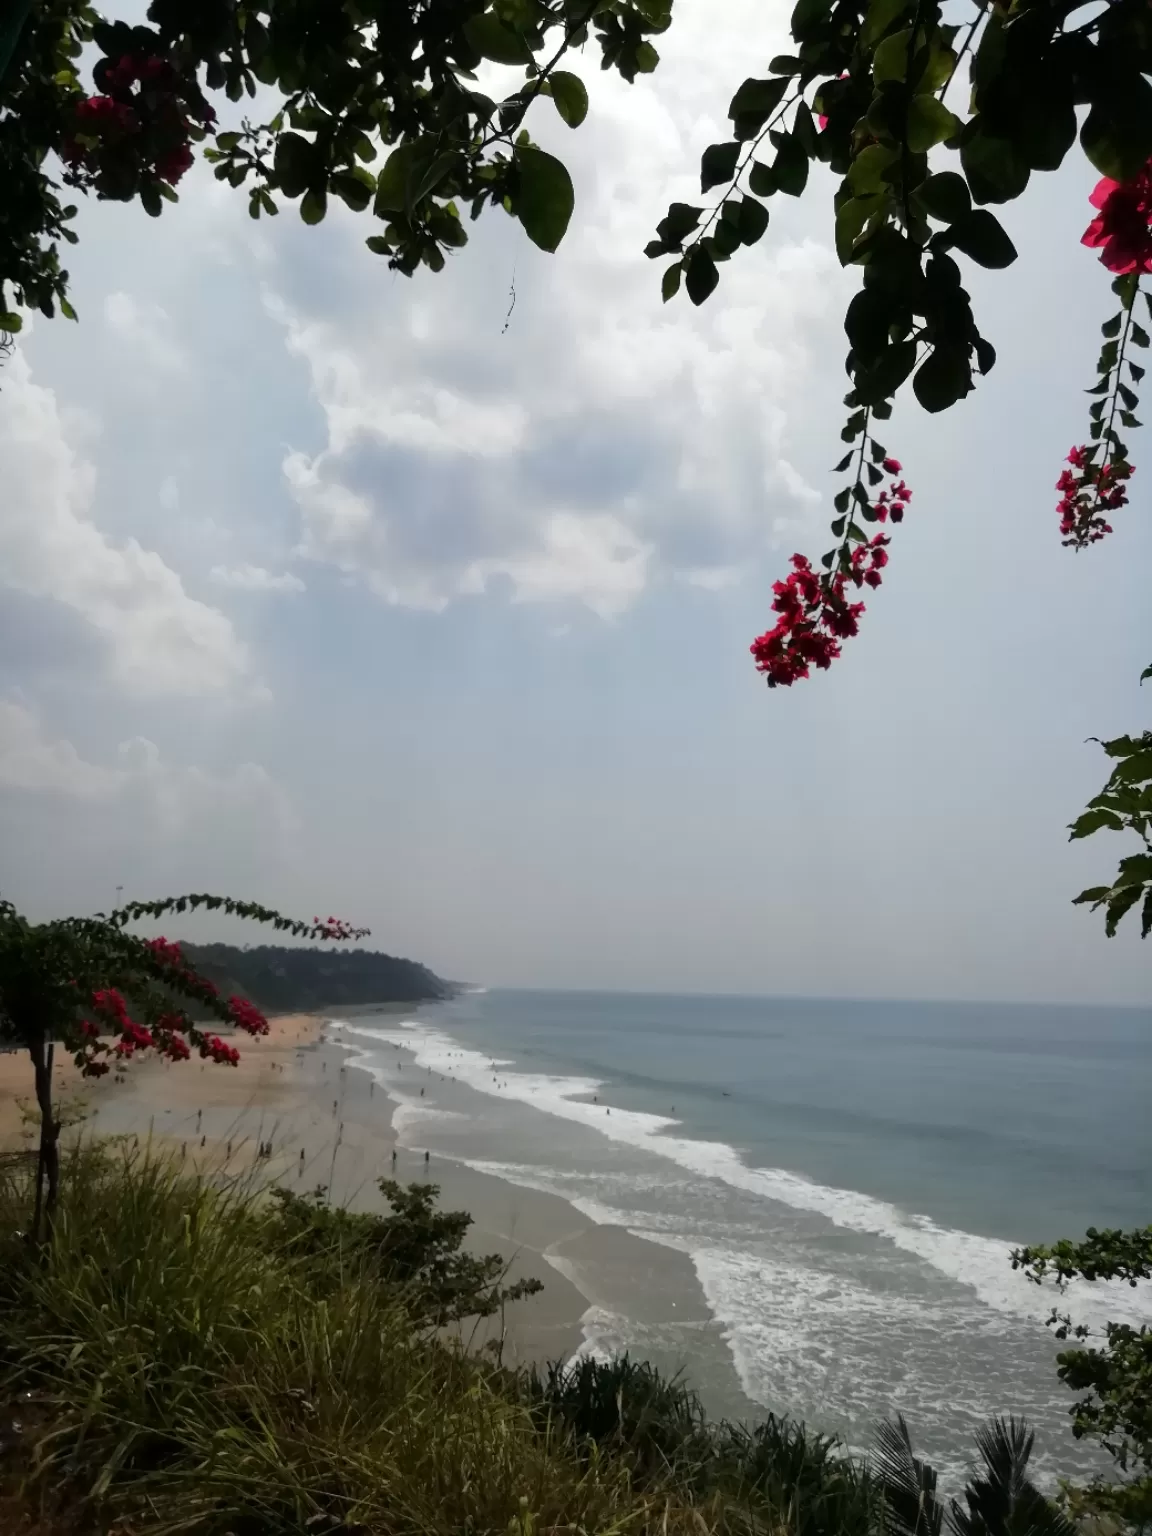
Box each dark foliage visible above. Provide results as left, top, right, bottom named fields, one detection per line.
left=182, top=941, right=453, bottom=1012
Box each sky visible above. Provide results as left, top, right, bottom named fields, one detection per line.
left=1, top=0, right=1149, bottom=1005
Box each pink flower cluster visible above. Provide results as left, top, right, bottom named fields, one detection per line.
left=312, top=915, right=369, bottom=941
left=62, top=50, right=214, bottom=188
left=200, top=1035, right=240, bottom=1066
left=227, top=996, right=269, bottom=1036
left=1082, top=164, right=1152, bottom=275
left=750, top=459, right=910, bottom=687
left=1056, top=444, right=1130, bottom=547
left=80, top=987, right=197, bottom=1075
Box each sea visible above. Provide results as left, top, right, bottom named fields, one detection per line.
left=330, top=988, right=1149, bottom=1486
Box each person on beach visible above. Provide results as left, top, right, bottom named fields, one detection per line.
left=424, top=1150, right=429, bottom=1165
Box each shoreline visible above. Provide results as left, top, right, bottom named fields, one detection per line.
left=0, top=1009, right=741, bottom=1383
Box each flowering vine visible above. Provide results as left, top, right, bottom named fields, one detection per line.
left=751, top=422, right=911, bottom=686
left=1057, top=165, right=1152, bottom=549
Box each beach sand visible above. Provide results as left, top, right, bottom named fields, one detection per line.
left=1, top=1011, right=716, bottom=1370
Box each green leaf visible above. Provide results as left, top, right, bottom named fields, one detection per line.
left=514, top=145, right=574, bottom=253
left=748, top=160, right=776, bottom=197
left=856, top=340, right=917, bottom=403
left=833, top=452, right=853, bottom=472
left=273, top=132, right=314, bottom=199
left=737, top=194, right=770, bottom=244
left=1081, top=73, right=1152, bottom=183
left=657, top=202, right=703, bottom=246
left=684, top=247, right=719, bottom=305
left=464, top=12, right=532, bottom=64
left=906, top=95, right=960, bottom=154
left=947, top=208, right=1017, bottom=268
left=959, top=123, right=1030, bottom=205
left=847, top=143, right=898, bottom=196
left=1105, top=883, right=1143, bottom=937
left=728, top=77, right=788, bottom=136
left=661, top=261, right=682, bottom=301
left=1102, top=313, right=1123, bottom=339
left=1069, top=808, right=1126, bottom=840
left=365, top=234, right=391, bottom=255
left=873, top=27, right=912, bottom=83
left=836, top=193, right=883, bottom=263
left=701, top=141, right=740, bottom=192
left=913, top=345, right=969, bottom=412
left=771, top=133, right=809, bottom=196
left=300, top=188, right=327, bottom=224
left=60, top=297, right=78, bottom=322
left=862, top=0, right=912, bottom=46
left=549, top=71, right=589, bottom=129
left=1131, top=322, right=1149, bottom=347
left=834, top=487, right=852, bottom=513
left=790, top=0, right=834, bottom=33
left=331, top=170, right=374, bottom=212
left=1141, top=664, right=1152, bottom=683
left=914, top=170, right=971, bottom=223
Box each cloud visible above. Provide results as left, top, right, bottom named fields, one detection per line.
left=265, top=0, right=846, bottom=620
left=0, top=699, right=296, bottom=835
left=211, top=563, right=306, bottom=594
left=104, top=291, right=186, bottom=371
left=0, top=350, right=252, bottom=696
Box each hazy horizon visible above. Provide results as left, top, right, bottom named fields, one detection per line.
left=2, top=0, right=1149, bottom=1008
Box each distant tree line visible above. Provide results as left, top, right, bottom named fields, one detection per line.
left=181, top=942, right=453, bottom=1014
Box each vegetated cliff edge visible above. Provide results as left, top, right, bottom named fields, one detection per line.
left=181, top=943, right=454, bottom=1013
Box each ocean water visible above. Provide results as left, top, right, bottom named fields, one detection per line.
left=331, top=989, right=1149, bottom=1485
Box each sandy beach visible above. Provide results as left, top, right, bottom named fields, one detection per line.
left=0, top=1010, right=716, bottom=1370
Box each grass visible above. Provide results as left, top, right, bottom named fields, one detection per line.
left=0, top=1141, right=1060, bottom=1536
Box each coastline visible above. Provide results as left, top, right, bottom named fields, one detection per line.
left=3, top=1010, right=721, bottom=1373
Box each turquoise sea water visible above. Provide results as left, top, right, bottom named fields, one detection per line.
left=333, top=989, right=1150, bottom=1484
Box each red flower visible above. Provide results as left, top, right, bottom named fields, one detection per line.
left=200, top=1035, right=240, bottom=1066
left=228, top=996, right=269, bottom=1036
left=1082, top=163, right=1152, bottom=275
left=92, top=987, right=129, bottom=1025
left=751, top=456, right=910, bottom=686
left=1056, top=444, right=1131, bottom=546
left=156, top=142, right=194, bottom=184
left=147, top=936, right=184, bottom=966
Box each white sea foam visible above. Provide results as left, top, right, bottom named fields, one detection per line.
left=330, top=1020, right=1148, bottom=1335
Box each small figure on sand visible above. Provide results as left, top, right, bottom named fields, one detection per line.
left=391, top=1148, right=397, bottom=1166
left=423, top=1150, right=430, bottom=1165
left=419, top=1087, right=425, bottom=1097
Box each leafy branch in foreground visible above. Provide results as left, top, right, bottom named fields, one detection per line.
left=1069, top=720, right=1152, bottom=938
left=0, top=0, right=673, bottom=330
left=1012, top=1227, right=1152, bottom=1529
left=651, top=0, right=1149, bottom=685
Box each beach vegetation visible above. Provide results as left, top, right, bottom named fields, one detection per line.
left=0, top=1141, right=1079, bottom=1536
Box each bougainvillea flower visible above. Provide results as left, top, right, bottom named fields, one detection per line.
left=1082, top=165, right=1152, bottom=274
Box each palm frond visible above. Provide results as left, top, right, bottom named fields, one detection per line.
left=872, top=1413, right=945, bottom=1536
left=948, top=1416, right=1077, bottom=1536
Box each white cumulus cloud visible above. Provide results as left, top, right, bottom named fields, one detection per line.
left=211, top=564, right=306, bottom=594
left=0, top=699, right=295, bottom=835
left=0, top=350, right=252, bottom=697
left=265, top=0, right=846, bottom=621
